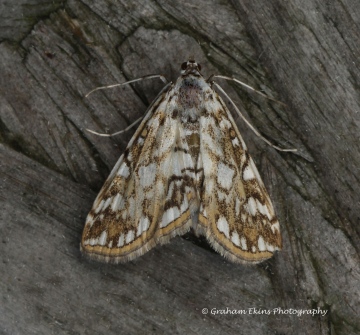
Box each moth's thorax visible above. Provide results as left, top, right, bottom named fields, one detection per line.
left=174, top=74, right=211, bottom=122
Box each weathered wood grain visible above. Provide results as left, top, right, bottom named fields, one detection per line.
left=1, top=0, right=359, bottom=334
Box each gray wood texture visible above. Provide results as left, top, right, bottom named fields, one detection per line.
left=1, top=0, right=359, bottom=334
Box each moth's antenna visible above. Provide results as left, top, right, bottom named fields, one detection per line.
left=213, top=82, right=297, bottom=152
left=85, top=74, right=168, bottom=98
left=208, top=75, right=286, bottom=106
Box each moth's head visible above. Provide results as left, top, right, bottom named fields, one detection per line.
left=180, top=59, right=202, bottom=76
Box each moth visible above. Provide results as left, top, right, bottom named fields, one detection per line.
left=81, top=59, right=291, bottom=264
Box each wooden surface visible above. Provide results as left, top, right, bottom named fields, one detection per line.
left=1, top=0, right=359, bottom=334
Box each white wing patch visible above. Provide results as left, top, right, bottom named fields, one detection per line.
left=138, top=163, right=157, bottom=188
left=137, top=216, right=150, bottom=236
left=243, top=165, right=255, bottom=181
left=217, top=216, right=230, bottom=238
left=217, top=162, right=235, bottom=190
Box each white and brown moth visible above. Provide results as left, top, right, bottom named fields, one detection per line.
left=81, top=59, right=285, bottom=264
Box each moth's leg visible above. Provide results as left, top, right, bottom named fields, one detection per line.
left=213, top=81, right=297, bottom=153
left=86, top=117, right=143, bottom=137
left=85, top=75, right=170, bottom=137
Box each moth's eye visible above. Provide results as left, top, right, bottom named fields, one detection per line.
left=197, top=63, right=202, bottom=71
left=181, top=62, right=188, bottom=70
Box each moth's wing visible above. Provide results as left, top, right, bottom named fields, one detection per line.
left=81, top=88, right=197, bottom=263
left=198, top=95, right=281, bottom=263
